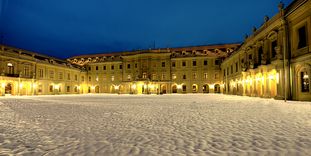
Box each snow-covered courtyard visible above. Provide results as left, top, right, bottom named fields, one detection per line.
left=0, top=94, right=311, bottom=156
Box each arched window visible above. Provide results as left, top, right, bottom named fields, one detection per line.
left=301, top=71, right=310, bottom=92
left=7, top=63, right=14, bottom=74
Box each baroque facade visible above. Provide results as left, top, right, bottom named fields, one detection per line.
left=0, top=0, right=310, bottom=101
left=222, top=0, right=311, bottom=101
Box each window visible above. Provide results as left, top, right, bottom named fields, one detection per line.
left=193, top=60, right=197, bottom=66
left=193, top=73, right=197, bottom=79
left=111, top=65, right=114, bottom=70
left=127, top=64, right=131, bottom=69
left=152, top=74, right=157, bottom=80
left=271, top=40, right=277, bottom=58
left=301, top=72, right=309, bottom=92
left=103, top=66, right=106, bottom=70
left=119, top=65, right=122, bottom=69
left=111, top=76, right=115, bottom=81
left=258, top=46, right=263, bottom=64
left=182, top=85, right=187, bottom=92
left=96, top=76, right=99, bottom=81
left=204, top=60, right=208, bottom=66
left=74, top=86, right=78, bottom=92
left=67, top=73, right=70, bottom=80
left=39, top=69, right=44, bottom=78
left=75, top=75, right=78, bottom=81
left=24, top=66, right=30, bottom=77
left=58, top=72, right=63, bottom=80
left=135, top=63, right=138, bottom=68
left=161, top=74, right=165, bottom=80
left=49, top=70, right=54, bottom=79
left=7, top=63, right=14, bottom=74
left=162, top=62, right=165, bottom=67
left=49, top=85, right=53, bottom=92
left=249, top=54, right=253, bottom=60
left=143, top=73, right=147, bottom=79
left=66, top=86, right=70, bottom=92
left=89, top=76, right=91, bottom=82
left=81, top=76, right=85, bottom=82
left=103, top=76, right=107, bottom=81
left=227, top=67, right=229, bottom=75
left=235, top=62, right=238, bottom=72
left=298, top=26, right=307, bottom=49
left=127, top=75, right=131, bottom=81
left=204, top=73, right=208, bottom=79
left=231, top=65, right=233, bottom=74
left=88, top=67, right=91, bottom=71
left=96, top=66, right=98, bottom=70
left=182, top=61, right=186, bottom=67
left=215, top=60, right=221, bottom=65
left=172, top=62, right=176, bottom=67
left=183, top=74, right=186, bottom=80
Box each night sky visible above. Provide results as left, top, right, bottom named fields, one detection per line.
left=0, top=0, right=293, bottom=59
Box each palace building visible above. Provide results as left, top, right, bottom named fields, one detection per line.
left=0, top=0, right=310, bottom=101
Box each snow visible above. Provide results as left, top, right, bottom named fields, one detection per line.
left=0, top=94, right=311, bottom=155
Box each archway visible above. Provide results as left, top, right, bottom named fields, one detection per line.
left=172, top=85, right=177, bottom=93
left=203, top=84, right=209, bottom=93
left=192, top=84, right=198, bottom=93
left=214, top=84, right=221, bottom=93
left=5, top=83, right=12, bottom=94
left=95, top=86, right=100, bottom=93
left=161, top=85, right=167, bottom=94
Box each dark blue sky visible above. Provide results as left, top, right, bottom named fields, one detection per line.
left=0, top=0, right=293, bottom=59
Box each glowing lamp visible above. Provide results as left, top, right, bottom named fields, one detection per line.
left=1, top=83, right=5, bottom=88
left=114, top=85, right=120, bottom=90
left=177, top=85, right=182, bottom=89
left=303, top=74, right=309, bottom=79
left=19, top=83, right=23, bottom=88
left=54, top=85, right=60, bottom=90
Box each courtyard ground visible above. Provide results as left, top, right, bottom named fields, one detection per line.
left=0, top=94, right=311, bottom=156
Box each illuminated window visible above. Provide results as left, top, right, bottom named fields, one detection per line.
left=204, top=73, right=208, bottom=79
left=143, top=73, right=147, bottom=79
left=96, top=76, right=99, bottom=81
left=7, top=63, right=14, bottom=74
left=161, top=74, right=165, bottom=80
left=127, top=75, right=131, bottom=80
left=111, top=76, right=114, bottom=81
left=301, top=72, right=309, bottom=92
